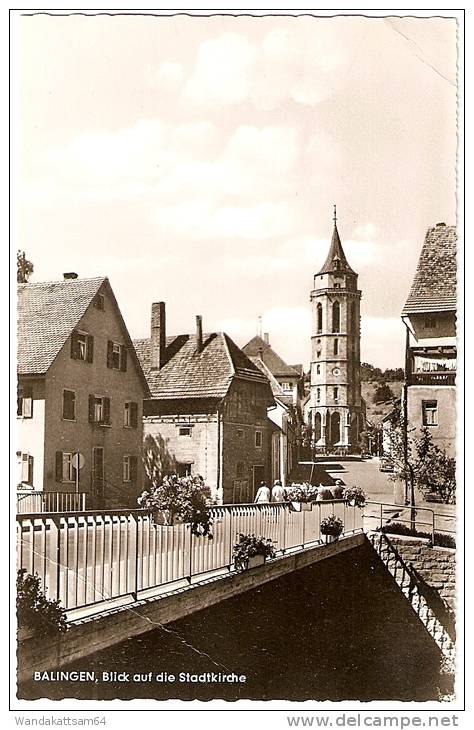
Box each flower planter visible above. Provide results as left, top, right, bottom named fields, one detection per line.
left=322, top=533, right=339, bottom=544
left=247, top=554, right=266, bottom=569
left=152, top=509, right=183, bottom=527
left=291, top=501, right=313, bottom=512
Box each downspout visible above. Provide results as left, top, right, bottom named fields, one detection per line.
left=216, top=402, right=223, bottom=505
left=402, top=317, right=415, bottom=528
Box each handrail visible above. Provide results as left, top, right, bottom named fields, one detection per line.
left=15, top=498, right=350, bottom=521
left=363, top=500, right=456, bottom=543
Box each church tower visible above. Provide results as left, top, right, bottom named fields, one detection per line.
left=309, top=208, right=364, bottom=453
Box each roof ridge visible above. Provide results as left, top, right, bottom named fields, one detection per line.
left=18, top=275, right=107, bottom=288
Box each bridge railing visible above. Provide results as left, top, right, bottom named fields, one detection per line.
left=16, top=491, right=87, bottom=514
left=362, top=501, right=456, bottom=544
left=16, top=500, right=363, bottom=613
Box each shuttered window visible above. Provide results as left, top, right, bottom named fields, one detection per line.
left=55, top=451, right=76, bottom=482
left=62, top=390, right=76, bottom=420
left=124, top=401, right=138, bottom=428
left=20, top=453, right=34, bottom=485
left=88, top=395, right=111, bottom=425
left=123, top=454, right=138, bottom=482
left=71, top=331, right=94, bottom=362
left=17, top=385, right=33, bottom=418
left=107, top=340, right=127, bottom=371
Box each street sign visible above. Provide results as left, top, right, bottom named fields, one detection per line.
left=72, top=452, right=85, bottom=469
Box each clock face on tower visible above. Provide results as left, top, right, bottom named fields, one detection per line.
left=332, top=367, right=341, bottom=376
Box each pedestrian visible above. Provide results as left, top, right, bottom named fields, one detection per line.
left=254, top=481, right=270, bottom=503
left=332, top=479, right=345, bottom=499
left=271, top=480, right=286, bottom=502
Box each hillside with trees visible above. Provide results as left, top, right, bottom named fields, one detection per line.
left=360, top=362, right=404, bottom=425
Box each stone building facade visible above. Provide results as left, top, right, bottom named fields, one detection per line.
left=309, top=211, right=365, bottom=452
left=134, top=304, right=275, bottom=504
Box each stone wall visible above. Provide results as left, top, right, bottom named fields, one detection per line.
left=385, top=535, right=456, bottom=611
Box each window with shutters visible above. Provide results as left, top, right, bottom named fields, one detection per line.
left=71, top=330, right=94, bottom=362
left=60, top=452, right=75, bottom=482
left=62, top=389, right=76, bottom=420
left=19, top=453, right=34, bottom=485
left=89, top=395, right=111, bottom=425
left=124, top=401, right=138, bottom=428
left=107, top=340, right=127, bottom=371
left=123, top=455, right=131, bottom=482
left=17, top=385, right=33, bottom=418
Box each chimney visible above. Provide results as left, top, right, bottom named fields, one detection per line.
left=63, top=272, right=78, bottom=280
left=264, top=332, right=270, bottom=345
left=436, top=222, right=446, bottom=227
left=151, top=302, right=166, bottom=370
left=196, top=315, right=203, bottom=353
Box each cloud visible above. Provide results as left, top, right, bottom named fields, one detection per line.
left=180, top=25, right=362, bottom=109
left=361, top=317, right=405, bottom=368
left=153, top=200, right=299, bottom=240
left=153, top=61, right=185, bottom=89
left=183, top=33, right=257, bottom=104
left=216, top=307, right=313, bottom=367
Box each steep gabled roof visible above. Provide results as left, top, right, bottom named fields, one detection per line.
left=18, top=277, right=105, bottom=375
left=242, top=335, right=301, bottom=378
left=317, top=222, right=356, bottom=276
left=402, top=224, right=457, bottom=315
left=249, top=356, right=285, bottom=397
left=134, top=332, right=270, bottom=401
left=17, top=276, right=150, bottom=393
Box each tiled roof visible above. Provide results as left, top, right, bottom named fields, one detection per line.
left=17, top=277, right=105, bottom=375
left=134, top=332, right=270, bottom=400
left=402, top=224, right=457, bottom=315
left=317, top=222, right=356, bottom=276
left=242, top=336, right=301, bottom=378
left=249, top=356, right=284, bottom=396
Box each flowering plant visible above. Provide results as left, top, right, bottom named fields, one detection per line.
left=342, top=485, right=367, bottom=508
left=320, top=515, right=344, bottom=536
left=232, top=533, right=276, bottom=571
left=285, top=483, right=319, bottom=502
left=138, top=474, right=213, bottom=538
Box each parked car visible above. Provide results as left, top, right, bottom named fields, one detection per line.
left=379, top=457, right=394, bottom=472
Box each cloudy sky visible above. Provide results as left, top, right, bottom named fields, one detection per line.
left=16, top=13, right=457, bottom=369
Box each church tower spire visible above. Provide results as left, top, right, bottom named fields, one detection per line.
left=308, top=210, right=365, bottom=454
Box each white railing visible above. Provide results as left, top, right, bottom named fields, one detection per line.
left=16, top=501, right=363, bottom=612
left=16, top=491, right=87, bottom=514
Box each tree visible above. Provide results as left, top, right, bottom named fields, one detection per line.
left=373, top=382, right=394, bottom=404
left=415, top=428, right=456, bottom=505
left=387, top=407, right=456, bottom=529
left=17, top=251, right=34, bottom=283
